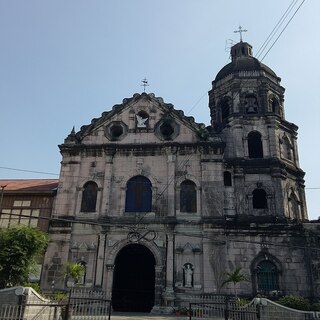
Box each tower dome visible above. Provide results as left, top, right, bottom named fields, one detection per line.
left=208, top=41, right=285, bottom=133
left=214, top=42, right=280, bottom=83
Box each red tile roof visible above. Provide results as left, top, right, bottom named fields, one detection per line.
left=0, top=179, right=59, bottom=192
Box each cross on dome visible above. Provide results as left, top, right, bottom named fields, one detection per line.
left=234, top=25, right=248, bottom=42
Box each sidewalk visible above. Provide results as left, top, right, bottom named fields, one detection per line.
left=110, top=312, right=189, bottom=320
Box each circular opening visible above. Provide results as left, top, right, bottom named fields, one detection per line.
left=160, top=122, right=174, bottom=138
left=110, top=125, right=123, bottom=138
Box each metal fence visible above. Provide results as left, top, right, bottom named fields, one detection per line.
left=68, top=288, right=112, bottom=320
left=189, top=297, right=259, bottom=320
left=257, top=298, right=320, bottom=320
left=187, top=295, right=320, bottom=320
left=0, top=288, right=111, bottom=320
left=0, top=303, right=62, bottom=320
left=0, top=304, right=23, bottom=320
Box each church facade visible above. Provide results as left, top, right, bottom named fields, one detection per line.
left=41, top=41, right=319, bottom=312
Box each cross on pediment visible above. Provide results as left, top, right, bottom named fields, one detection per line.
left=141, top=78, right=149, bottom=92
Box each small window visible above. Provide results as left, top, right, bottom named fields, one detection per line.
left=105, top=121, right=128, bottom=141
left=289, top=192, right=300, bottom=219
left=125, top=176, right=152, bottom=212
left=224, top=171, right=232, bottom=187
left=253, top=189, right=267, bottom=209
left=160, top=122, right=174, bottom=138
left=180, top=180, right=197, bottom=213
left=257, top=260, right=279, bottom=292
left=110, top=124, right=123, bottom=138
left=248, top=131, right=263, bottom=158
left=271, top=98, right=279, bottom=113
left=13, top=200, right=31, bottom=207
left=155, top=118, right=180, bottom=141
left=81, top=182, right=98, bottom=212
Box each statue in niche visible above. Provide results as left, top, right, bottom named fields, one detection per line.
left=136, top=114, right=148, bottom=128
left=183, top=263, right=194, bottom=287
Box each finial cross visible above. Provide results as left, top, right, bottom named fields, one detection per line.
left=234, top=25, right=247, bottom=42
left=141, top=78, right=149, bottom=93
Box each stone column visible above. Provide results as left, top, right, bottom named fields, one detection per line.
left=163, top=233, right=175, bottom=306
left=166, top=151, right=176, bottom=216
left=154, top=265, right=164, bottom=305
left=94, top=234, right=106, bottom=287
left=101, top=153, right=114, bottom=215
left=105, top=264, right=115, bottom=300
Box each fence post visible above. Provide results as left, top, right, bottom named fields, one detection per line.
left=108, top=299, right=112, bottom=320
left=224, top=296, right=229, bottom=320
left=64, top=289, right=72, bottom=320
left=257, top=301, right=261, bottom=320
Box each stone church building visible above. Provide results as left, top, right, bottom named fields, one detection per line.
left=41, top=41, right=319, bottom=312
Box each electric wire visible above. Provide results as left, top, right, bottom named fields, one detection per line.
left=255, top=0, right=299, bottom=59
left=1, top=165, right=320, bottom=190
left=260, top=0, right=306, bottom=62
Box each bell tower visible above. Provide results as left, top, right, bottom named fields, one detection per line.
left=209, top=41, right=307, bottom=220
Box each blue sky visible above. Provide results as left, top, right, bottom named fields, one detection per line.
left=0, top=1, right=319, bottom=219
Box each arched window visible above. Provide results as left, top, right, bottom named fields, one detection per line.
left=248, top=131, right=263, bottom=158
left=256, top=260, right=279, bottom=292
left=220, top=99, right=230, bottom=121
left=281, top=135, right=293, bottom=161
left=80, top=181, right=98, bottom=212
left=125, top=176, right=152, bottom=212
left=180, top=180, right=197, bottom=213
left=289, top=192, right=300, bottom=220
left=223, top=171, right=232, bottom=187
left=253, top=189, right=267, bottom=209
left=271, top=98, right=279, bottom=114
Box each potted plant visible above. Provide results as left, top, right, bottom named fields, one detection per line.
left=64, top=262, right=85, bottom=287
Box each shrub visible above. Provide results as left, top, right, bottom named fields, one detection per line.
left=238, top=298, right=250, bottom=306
left=22, top=282, right=41, bottom=293
left=311, top=302, right=320, bottom=311
left=277, top=295, right=311, bottom=311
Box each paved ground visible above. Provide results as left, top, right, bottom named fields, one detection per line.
left=110, top=313, right=189, bottom=320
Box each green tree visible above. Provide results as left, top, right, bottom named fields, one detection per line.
left=0, top=226, right=48, bottom=288
left=221, top=267, right=249, bottom=299
left=64, top=262, right=85, bottom=286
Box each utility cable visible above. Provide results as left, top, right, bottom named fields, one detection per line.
left=255, top=0, right=299, bottom=59
left=1, top=211, right=320, bottom=252
left=260, top=0, right=306, bottom=62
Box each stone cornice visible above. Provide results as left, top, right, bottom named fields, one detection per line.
left=59, top=141, right=225, bottom=156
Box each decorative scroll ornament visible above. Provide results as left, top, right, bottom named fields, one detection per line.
left=127, top=229, right=157, bottom=243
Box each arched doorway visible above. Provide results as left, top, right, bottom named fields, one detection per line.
left=112, top=244, right=156, bottom=312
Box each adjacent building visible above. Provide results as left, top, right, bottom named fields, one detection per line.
left=0, top=180, right=58, bottom=231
